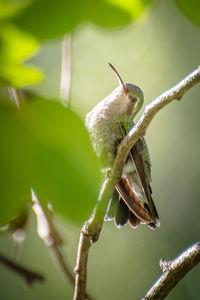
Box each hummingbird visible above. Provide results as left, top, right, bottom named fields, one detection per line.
left=85, top=63, right=159, bottom=230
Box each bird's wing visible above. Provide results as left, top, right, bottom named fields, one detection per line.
left=130, top=137, right=159, bottom=223
left=114, top=122, right=159, bottom=227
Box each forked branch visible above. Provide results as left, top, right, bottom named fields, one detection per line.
left=74, top=67, right=200, bottom=300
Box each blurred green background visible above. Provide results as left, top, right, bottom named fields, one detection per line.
left=0, top=0, right=200, bottom=299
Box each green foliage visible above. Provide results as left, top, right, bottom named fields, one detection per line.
left=0, top=0, right=152, bottom=87
left=173, top=0, right=200, bottom=27
left=0, top=0, right=199, bottom=88
left=0, top=99, right=101, bottom=225
left=0, top=0, right=151, bottom=225
left=0, top=24, right=43, bottom=87
left=0, top=0, right=29, bottom=19
left=13, top=0, right=152, bottom=40
left=0, top=0, right=199, bottom=231
left=0, top=102, right=31, bottom=224
left=0, top=1, right=200, bottom=300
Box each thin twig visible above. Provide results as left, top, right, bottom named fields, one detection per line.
left=73, top=67, right=200, bottom=300
left=31, top=190, right=71, bottom=280
left=143, top=242, right=200, bottom=299
left=60, top=33, right=72, bottom=106
left=0, top=252, right=45, bottom=286
left=31, top=189, right=94, bottom=300
left=50, top=244, right=74, bottom=285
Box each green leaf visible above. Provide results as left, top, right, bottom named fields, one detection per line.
left=25, top=100, right=101, bottom=222
left=0, top=0, right=30, bottom=20
left=173, top=0, right=200, bottom=27
left=0, top=24, right=43, bottom=87
left=0, top=99, right=101, bottom=225
left=1, top=64, right=43, bottom=87
left=106, top=0, right=152, bottom=19
left=0, top=102, right=32, bottom=225
left=0, top=24, right=39, bottom=63
left=0, top=0, right=151, bottom=87
left=13, top=0, right=135, bottom=40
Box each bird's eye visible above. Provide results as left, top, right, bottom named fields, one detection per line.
left=129, top=95, right=137, bottom=104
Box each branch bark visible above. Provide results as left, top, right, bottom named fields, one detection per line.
left=143, top=242, right=200, bottom=300
left=73, top=67, right=200, bottom=300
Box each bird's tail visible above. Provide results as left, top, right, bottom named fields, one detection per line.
left=105, top=178, right=158, bottom=230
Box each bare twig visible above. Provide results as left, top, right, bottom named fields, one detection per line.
left=31, top=190, right=71, bottom=280
left=0, top=252, right=45, bottom=286
left=50, top=244, right=74, bottom=285
left=73, top=67, right=200, bottom=300
left=32, top=190, right=64, bottom=247
left=31, top=190, right=94, bottom=300
left=143, top=242, right=200, bottom=300
left=60, top=33, right=72, bottom=106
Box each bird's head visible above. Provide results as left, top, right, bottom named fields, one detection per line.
left=108, top=63, right=144, bottom=121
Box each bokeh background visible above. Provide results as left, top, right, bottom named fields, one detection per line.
left=0, top=0, right=200, bottom=299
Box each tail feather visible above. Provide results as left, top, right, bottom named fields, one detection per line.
left=128, top=211, right=141, bottom=228
left=105, top=178, right=158, bottom=229
left=116, top=178, right=155, bottom=225
left=115, top=198, right=129, bottom=228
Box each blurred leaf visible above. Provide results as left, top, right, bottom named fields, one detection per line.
left=0, top=102, right=32, bottom=225
left=173, top=0, right=200, bottom=27
left=0, top=0, right=152, bottom=88
left=13, top=0, right=140, bottom=40
left=0, top=99, right=101, bottom=225
left=0, top=0, right=29, bottom=20
left=0, top=24, right=38, bottom=63
left=1, top=64, right=43, bottom=87
left=107, top=0, right=152, bottom=18
left=24, top=99, right=101, bottom=221
left=0, top=24, right=43, bottom=87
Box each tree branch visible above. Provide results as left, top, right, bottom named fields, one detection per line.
left=111, top=66, right=200, bottom=181
left=31, top=190, right=72, bottom=281
left=143, top=242, right=200, bottom=300
left=73, top=67, right=200, bottom=300
left=32, top=189, right=94, bottom=300
left=0, top=252, right=45, bottom=287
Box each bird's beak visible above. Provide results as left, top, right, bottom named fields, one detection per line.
left=108, top=63, right=127, bottom=94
